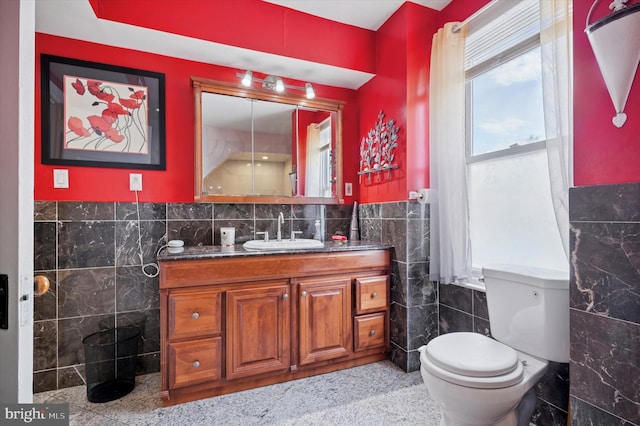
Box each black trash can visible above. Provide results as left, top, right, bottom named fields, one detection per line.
left=82, top=326, right=141, bottom=403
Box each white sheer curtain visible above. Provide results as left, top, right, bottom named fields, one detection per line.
left=429, top=23, right=472, bottom=284
left=540, top=0, right=573, bottom=260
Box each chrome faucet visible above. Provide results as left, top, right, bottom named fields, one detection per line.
left=277, top=212, right=284, bottom=241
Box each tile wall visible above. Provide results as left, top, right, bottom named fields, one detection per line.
left=359, top=201, right=435, bottom=372
left=34, top=191, right=637, bottom=426
left=569, top=182, right=640, bottom=425
left=32, top=200, right=352, bottom=393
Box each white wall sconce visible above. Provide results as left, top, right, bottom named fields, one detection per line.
left=237, top=70, right=315, bottom=99
left=585, top=0, right=640, bottom=128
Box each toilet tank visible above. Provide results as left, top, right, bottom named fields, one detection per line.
left=482, top=264, right=569, bottom=363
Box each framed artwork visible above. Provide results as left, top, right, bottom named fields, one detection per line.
left=40, top=54, right=166, bottom=170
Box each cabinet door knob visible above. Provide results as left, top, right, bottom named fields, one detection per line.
left=301, top=290, right=307, bottom=297
left=192, top=312, right=200, bottom=319
left=370, top=329, right=376, bottom=336
left=283, top=293, right=289, bottom=300
left=372, top=292, right=378, bottom=298
left=193, top=360, right=200, bottom=368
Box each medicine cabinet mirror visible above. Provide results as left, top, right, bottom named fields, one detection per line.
left=193, top=77, right=344, bottom=204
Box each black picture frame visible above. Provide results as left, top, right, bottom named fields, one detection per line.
left=41, top=54, right=166, bottom=170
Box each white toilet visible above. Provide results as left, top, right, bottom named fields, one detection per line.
left=419, top=264, right=569, bottom=426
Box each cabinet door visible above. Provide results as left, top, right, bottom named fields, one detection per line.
left=298, top=277, right=351, bottom=366
left=169, top=290, right=221, bottom=340
left=226, top=283, right=290, bottom=380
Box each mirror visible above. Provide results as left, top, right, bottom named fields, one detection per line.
left=193, top=77, right=344, bottom=204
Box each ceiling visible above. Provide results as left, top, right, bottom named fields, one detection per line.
left=35, top=0, right=452, bottom=90
left=263, top=0, right=452, bottom=30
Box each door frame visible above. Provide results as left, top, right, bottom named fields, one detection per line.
left=0, top=0, right=35, bottom=403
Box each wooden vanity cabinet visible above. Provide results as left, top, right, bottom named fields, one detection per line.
left=159, top=249, right=391, bottom=406
left=226, top=283, right=290, bottom=379
left=297, top=277, right=351, bottom=366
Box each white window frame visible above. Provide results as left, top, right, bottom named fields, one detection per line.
left=464, top=0, right=558, bottom=281
left=465, top=34, right=546, bottom=165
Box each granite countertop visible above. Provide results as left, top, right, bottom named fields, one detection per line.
left=157, top=240, right=393, bottom=262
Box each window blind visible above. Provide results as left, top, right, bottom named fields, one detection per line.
left=464, top=0, right=541, bottom=72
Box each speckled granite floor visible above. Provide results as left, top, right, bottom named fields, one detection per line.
left=34, top=361, right=442, bottom=425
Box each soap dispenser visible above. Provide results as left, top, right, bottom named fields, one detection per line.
left=313, top=220, right=323, bottom=241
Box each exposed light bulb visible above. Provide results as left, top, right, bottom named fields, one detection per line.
left=305, top=83, right=315, bottom=99
left=275, top=77, right=285, bottom=93
left=241, top=70, right=252, bottom=87
left=239, top=70, right=316, bottom=99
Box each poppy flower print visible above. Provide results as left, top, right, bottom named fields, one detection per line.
left=63, top=75, right=149, bottom=154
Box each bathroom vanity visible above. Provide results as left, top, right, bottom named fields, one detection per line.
left=158, top=243, right=392, bottom=406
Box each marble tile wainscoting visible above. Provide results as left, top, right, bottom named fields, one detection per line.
left=569, top=182, right=640, bottom=426
left=359, top=201, right=435, bottom=373
left=32, top=201, right=353, bottom=393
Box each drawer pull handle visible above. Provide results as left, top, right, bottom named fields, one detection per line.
left=192, top=312, right=200, bottom=319
left=370, top=329, right=376, bottom=336
left=283, top=293, right=289, bottom=300
left=301, top=291, right=307, bottom=297
left=193, top=361, right=200, bottom=368
left=372, top=292, right=378, bottom=298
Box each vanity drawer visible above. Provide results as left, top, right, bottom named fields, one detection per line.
left=355, top=276, right=388, bottom=314
left=169, top=290, right=221, bottom=340
left=169, top=337, right=222, bottom=388
left=354, top=313, right=386, bottom=352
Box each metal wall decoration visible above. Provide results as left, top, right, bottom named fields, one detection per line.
left=358, top=111, right=400, bottom=182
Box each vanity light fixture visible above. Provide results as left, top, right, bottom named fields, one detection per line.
left=273, top=76, right=285, bottom=93
left=585, top=0, right=640, bottom=128
left=237, top=70, right=316, bottom=99
left=305, top=83, right=316, bottom=99
left=240, top=70, right=253, bottom=87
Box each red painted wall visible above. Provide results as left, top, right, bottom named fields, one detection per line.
left=37, top=0, right=637, bottom=204
left=357, top=7, right=408, bottom=204
left=35, top=33, right=359, bottom=202
left=573, top=0, right=640, bottom=186
left=406, top=2, right=438, bottom=193
left=89, top=0, right=376, bottom=75
left=437, top=0, right=491, bottom=27
left=356, top=3, right=438, bottom=204
left=440, top=0, right=640, bottom=186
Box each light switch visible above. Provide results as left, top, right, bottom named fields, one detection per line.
left=345, top=182, right=353, bottom=196
left=53, top=169, right=69, bottom=188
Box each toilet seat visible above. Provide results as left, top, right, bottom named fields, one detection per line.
left=422, top=332, right=524, bottom=389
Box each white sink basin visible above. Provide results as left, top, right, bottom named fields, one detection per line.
left=243, top=238, right=324, bottom=251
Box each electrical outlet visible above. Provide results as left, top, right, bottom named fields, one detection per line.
left=130, top=173, right=142, bottom=191
left=345, top=182, right=353, bottom=196
left=53, top=169, right=69, bottom=188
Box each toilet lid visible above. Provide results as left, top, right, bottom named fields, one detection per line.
left=425, top=332, right=519, bottom=377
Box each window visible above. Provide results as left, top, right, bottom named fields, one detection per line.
left=468, top=47, right=545, bottom=157
left=465, top=0, right=566, bottom=273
